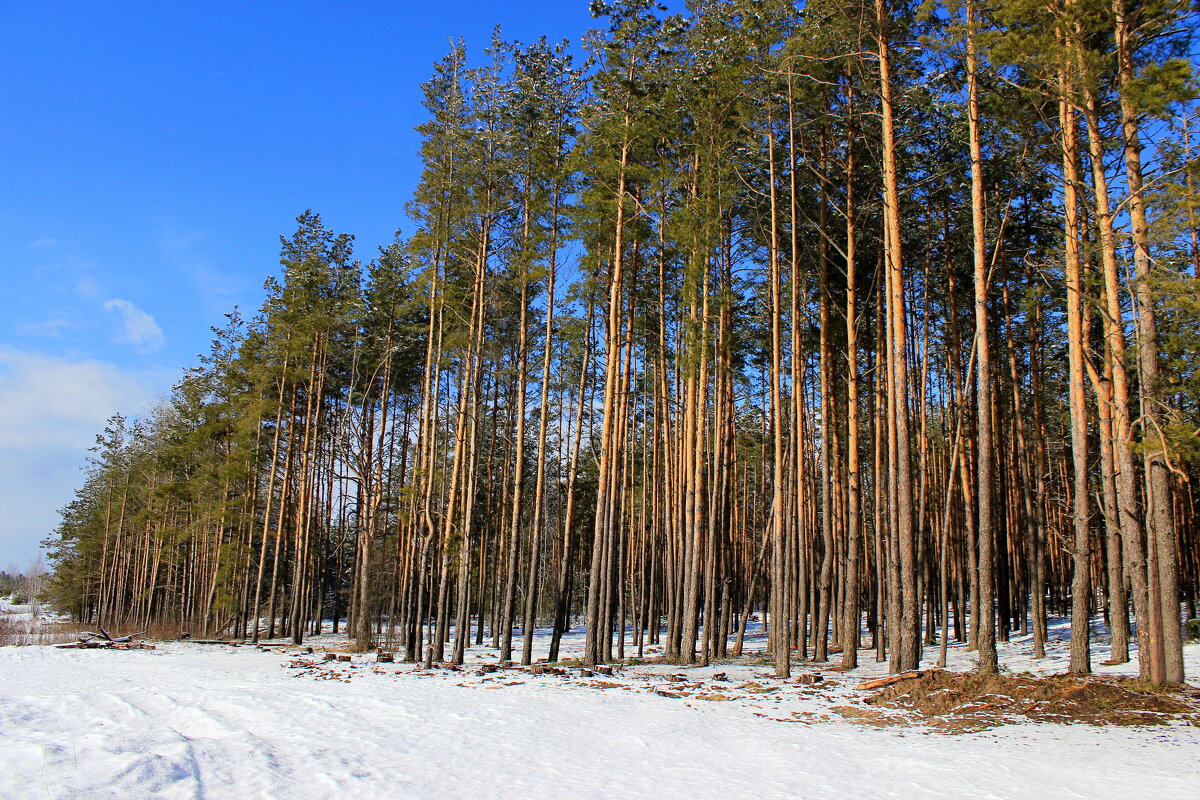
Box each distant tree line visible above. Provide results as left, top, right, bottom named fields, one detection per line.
left=2, top=559, right=48, bottom=607
left=43, top=0, right=1200, bottom=684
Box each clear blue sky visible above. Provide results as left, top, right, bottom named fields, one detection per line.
left=0, top=0, right=644, bottom=569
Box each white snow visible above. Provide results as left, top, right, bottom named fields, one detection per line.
left=1, top=618, right=1197, bottom=800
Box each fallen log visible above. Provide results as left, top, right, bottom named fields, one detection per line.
left=97, top=627, right=147, bottom=643
left=856, top=670, right=925, bottom=691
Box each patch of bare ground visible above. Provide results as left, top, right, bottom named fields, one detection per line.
left=829, top=705, right=909, bottom=727
left=861, top=669, right=1200, bottom=733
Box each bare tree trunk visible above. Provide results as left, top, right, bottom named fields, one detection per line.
left=967, top=0, right=998, bottom=674
left=1113, top=0, right=1183, bottom=684
left=1059, top=72, right=1092, bottom=675
left=876, top=0, right=919, bottom=672
left=841, top=79, right=862, bottom=671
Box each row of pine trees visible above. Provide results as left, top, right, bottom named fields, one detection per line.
left=45, top=0, right=1200, bottom=684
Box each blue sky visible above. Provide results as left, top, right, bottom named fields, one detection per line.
left=0, top=0, right=628, bottom=569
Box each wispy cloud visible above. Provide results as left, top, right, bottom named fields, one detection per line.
left=28, top=237, right=58, bottom=249
left=103, top=298, right=165, bottom=352
left=156, top=227, right=241, bottom=312
left=75, top=276, right=103, bottom=300
left=16, top=314, right=76, bottom=339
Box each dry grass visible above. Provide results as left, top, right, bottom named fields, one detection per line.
left=0, top=612, right=92, bottom=646
left=0, top=611, right=187, bottom=646
left=138, top=620, right=188, bottom=641
left=862, top=669, right=1200, bottom=733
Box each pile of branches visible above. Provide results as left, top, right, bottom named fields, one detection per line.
left=56, top=627, right=155, bottom=650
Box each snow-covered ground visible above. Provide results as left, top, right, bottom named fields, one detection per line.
left=1, top=617, right=1197, bottom=800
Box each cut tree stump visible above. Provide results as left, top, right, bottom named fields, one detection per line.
left=530, top=664, right=566, bottom=676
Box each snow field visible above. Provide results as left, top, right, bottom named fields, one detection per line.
left=1, top=620, right=1198, bottom=800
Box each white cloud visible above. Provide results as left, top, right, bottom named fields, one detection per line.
left=0, top=347, right=159, bottom=564
left=103, top=298, right=165, bottom=352
left=0, top=347, right=155, bottom=450
left=29, top=237, right=58, bottom=249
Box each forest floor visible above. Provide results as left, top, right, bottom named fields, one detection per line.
left=2, top=605, right=1199, bottom=799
